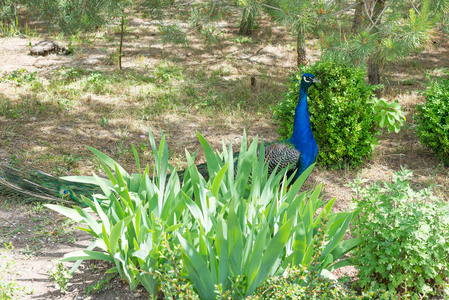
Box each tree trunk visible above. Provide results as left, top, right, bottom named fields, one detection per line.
left=351, top=2, right=363, bottom=33
left=367, top=58, right=380, bottom=85
left=296, top=34, right=307, bottom=66
left=366, top=0, right=386, bottom=89
left=119, top=13, right=125, bottom=71
left=239, top=7, right=254, bottom=36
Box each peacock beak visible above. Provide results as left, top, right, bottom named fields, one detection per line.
left=312, top=78, right=320, bottom=83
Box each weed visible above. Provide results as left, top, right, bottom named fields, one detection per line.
left=20, top=244, right=39, bottom=258
left=100, top=117, right=109, bottom=126
left=350, top=168, right=449, bottom=298
left=232, top=36, right=254, bottom=44
left=153, top=61, right=182, bottom=83
left=47, top=262, right=72, bottom=293
left=9, top=154, right=20, bottom=166
left=85, top=275, right=115, bottom=296
left=2, top=69, right=39, bottom=86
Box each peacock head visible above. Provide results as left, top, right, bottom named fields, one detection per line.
left=301, top=73, right=320, bottom=89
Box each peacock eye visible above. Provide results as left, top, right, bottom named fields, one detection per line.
left=304, top=77, right=311, bottom=83
left=60, top=189, right=69, bottom=196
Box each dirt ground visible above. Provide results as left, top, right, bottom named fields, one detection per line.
left=0, top=12, right=448, bottom=299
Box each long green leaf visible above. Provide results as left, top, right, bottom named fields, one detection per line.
left=320, top=213, right=354, bottom=261
left=211, top=163, right=228, bottom=198
left=87, top=146, right=129, bottom=177
left=60, top=250, right=114, bottom=262
left=198, top=132, right=220, bottom=179
left=247, top=216, right=295, bottom=295
left=177, top=233, right=216, bottom=300
left=45, top=204, right=84, bottom=223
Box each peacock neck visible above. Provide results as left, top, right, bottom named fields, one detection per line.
left=289, top=85, right=318, bottom=172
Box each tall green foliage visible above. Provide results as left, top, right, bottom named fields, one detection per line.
left=415, top=72, right=449, bottom=164
left=46, top=131, right=186, bottom=297
left=46, top=130, right=359, bottom=298
left=177, top=133, right=359, bottom=298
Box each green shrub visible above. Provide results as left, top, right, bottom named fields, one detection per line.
left=415, top=72, right=449, bottom=164
left=350, top=169, right=449, bottom=299
left=273, top=59, right=378, bottom=168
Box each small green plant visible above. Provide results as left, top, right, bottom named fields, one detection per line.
left=3, top=69, right=39, bottom=86
left=85, top=275, right=115, bottom=296
left=369, top=98, right=406, bottom=135
left=272, top=59, right=404, bottom=168
left=148, top=231, right=198, bottom=299
left=368, top=97, right=406, bottom=147
left=232, top=36, right=254, bottom=44
left=100, top=117, right=109, bottom=126
left=48, top=262, right=72, bottom=293
left=153, top=61, right=183, bottom=83
left=415, top=71, right=449, bottom=164
left=350, top=168, right=449, bottom=298
left=9, top=154, right=20, bottom=166
left=85, top=72, right=112, bottom=94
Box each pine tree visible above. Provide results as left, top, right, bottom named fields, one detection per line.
left=320, top=0, right=447, bottom=85
left=238, top=0, right=260, bottom=36
left=23, top=0, right=130, bottom=34
left=243, top=0, right=448, bottom=83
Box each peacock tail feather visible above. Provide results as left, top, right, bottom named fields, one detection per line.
left=0, top=165, right=102, bottom=205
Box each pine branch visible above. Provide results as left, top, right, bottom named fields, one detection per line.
left=330, top=2, right=362, bottom=17
left=407, top=0, right=421, bottom=15
left=367, top=0, right=393, bottom=32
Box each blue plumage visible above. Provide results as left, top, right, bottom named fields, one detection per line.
left=256, top=73, right=319, bottom=181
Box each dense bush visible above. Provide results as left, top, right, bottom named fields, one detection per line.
left=415, top=72, right=449, bottom=164
left=273, top=59, right=378, bottom=168
left=350, top=169, right=449, bottom=299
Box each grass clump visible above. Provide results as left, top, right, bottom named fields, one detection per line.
left=350, top=168, right=449, bottom=299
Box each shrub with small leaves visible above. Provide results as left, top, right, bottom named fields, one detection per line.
left=149, top=231, right=199, bottom=300
left=350, top=168, right=449, bottom=298
left=415, top=72, right=449, bottom=164
left=273, top=59, right=379, bottom=168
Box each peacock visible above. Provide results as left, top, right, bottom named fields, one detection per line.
left=0, top=73, right=319, bottom=205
